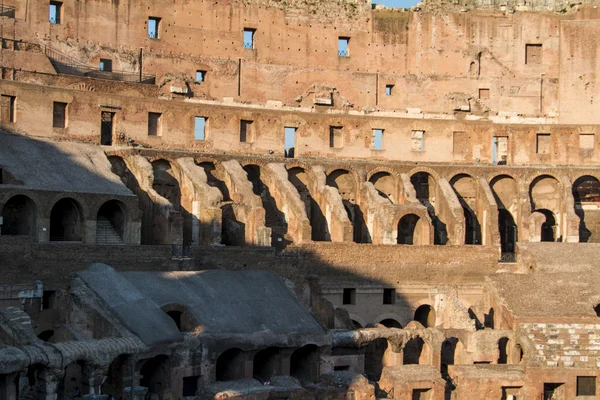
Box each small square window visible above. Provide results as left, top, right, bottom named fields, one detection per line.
left=99, top=59, right=112, bottom=72
left=342, top=288, right=356, bottom=305
left=383, top=288, right=395, bottom=305
left=52, top=102, right=67, bottom=128
left=479, top=88, right=490, bottom=100
left=372, top=129, right=383, bottom=151
left=195, top=70, right=206, bottom=82
left=0, top=95, right=16, bottom=123
left=148, top=112, right=162, bottom=136
left=49, top=1, right=62, bottom=24
left=580, top=133, right=595, bottom=150
left=526, top=44, right=542, bottom=65
left=577, top=376, right=596, bottom=396
left=244, top=28, right=255, bottom=49
left=148, top=17, right=161, bottom=39
left=42, top=290, right=56, bottom=310
left=194, top=117, right=206, bottom=141
left=182, top=376, right=200, bottom=397
left=411, top=130, right=425, bottom=152
left=536, top=133, right=550, bottom=154
left=385, top=85, right=394, bottom=96
left=338, top=37, right=349, bottom=57
left=330, top=126, right=344, bottom=149
left=240, top=119, right=253, bottom=143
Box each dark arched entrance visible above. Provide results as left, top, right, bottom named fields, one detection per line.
left=290, top=345, right=319, bottom=383
left=379, top=319, right=402, bottom=329
left=1, top=195, right=37, bottom=237
left=253, top=347, right=281, bottom=383
left=414, top=305, right=436, bottom=328
left=216, top=348, right=245, bottom=381
left=537, top=209, right=556, bottom=242
left=140, top=355, right=170, bottom=398
left=50, top=198, right=83, bottom=241
left=498, top=209, right=517, bottom=255
left=397, top=214, right=419, bottom=245
left=97, top=200, right=127, bottom=244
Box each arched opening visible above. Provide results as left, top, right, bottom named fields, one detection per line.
left=216, top=348, right=245, bottom=381
left=160, top=304, right=194, bottom=332
left=37, top=330, right=54, bottom=342
left=1, top=195, right=37, bottom=237
left=379, top=319, right=402, bottom=329
left=498, top=337, right=509, bottom=364
left=152, top=160, right=190, bottom=245
left=441, top=337, right=462, bottom=366
left=58, top=360, right=84, bottom=400
left=288, top=167, right=329, bottom=241
left=397, top=214, right=419, bottom=245
left=484, top=308, right=495, bottom=329
left=572, top=176, right=600, bottom=242
left=451, top=174, right=481, bottom=245
left=244, top=164, right=288, bottom=248
left=166, top=311, right=182, bottom=330
left=140, top=355, right=170, bottom=397
left=96, top=200, right=127, bottom=244
left=327, top=170, right=369, bottom=243
left=498, top=209, right=517, bottom=255
left=152, top=160, right=182, bottom=210
left=595, top=304, right=600, bottom=317
left=104, top=355, right=128, bottom=397
left=491, top=175, right=519, bottom=255
left=410, top=172, right=447, bottom=245
left=253, top=347, right=281, bottom=383
left=414, top=305, right=436, bottom=328
left=403, top=337, right=429, bottom=365
left=530, top=175, right=561, bottom=242
left=369, top=172, right=395, bottom=203
left=537, top=209, right=556, bottom=242
left=49, top=198, right=84, bottom=241
left=290, top=345, right=319, bottom=383
left=364, top=338, right=388, bottom=381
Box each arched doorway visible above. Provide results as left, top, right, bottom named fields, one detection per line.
left=410, top=172, right=447, bottom=244
left=537, top=209, right=556, bottom=242
left=441, top=337, right=462, bottom=366
left=572, top=175, right=600, bottom=242
left=369, top=172, right=396, bottom=203
left=139, top=355, right=170, bottom=398
left=253, top=347, right=281, bottom=383
left=414, top=305, right=436, bottom=328
left=529, top=175, right=561, bottom=241
left=216, top=349, right=245, bottom=381
left=403, top=337, right=429, bottom=365
left=1, top=195, right=37, bottom=237
left=96, top=200, right=127, bottom=244
left=50, top=198, right=83, bottom=241
left=379, top=319, right=402, bottom=329
left=397, top=214, right=420, bottom=245
left=451, top=174, right=481, bottom=245
left=290, top=345, right=319, bottom=383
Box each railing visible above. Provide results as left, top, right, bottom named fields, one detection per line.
left=243, top=42, right=253, bottom=49
left=0, top=4, right=15, bottom=18
left=499, top=252, right=517, bottom=263
left=338, top=50, right=348, bottom=57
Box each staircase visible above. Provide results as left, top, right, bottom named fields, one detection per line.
left=96, top=217, right=124, bottom=245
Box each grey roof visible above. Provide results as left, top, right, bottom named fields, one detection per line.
left=0, top=133, right=133, bottom=196
left=77, top=264, right=325, bottom=346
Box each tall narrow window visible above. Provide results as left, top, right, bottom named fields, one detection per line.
left=493, top=136, right=508, bottom=165
left=148, top=17, right=161, bottom=39
left=284, top=127, right=296, bottom=158
left=329, top=126, right=343, bottom=149
left=385, top=85, right=393, bottom=96
left=342, top=288, right=356, bottom=305
left=411, top=130, right=424, bottom=152
left=194, top=117, right=206, bottom=141
left=383, top=288, right=396, bottom=305
left=577, top=376, right=596, bottom=396
left=243, top=28, right=255, bottom=49
left=536, top=133, right=550, bottom=154
left=99, top=59, right=112, bottom=72
left=148, top=112, right=162, bottom=136
left=195, top=70, right=206, bottom=82
left=240, top=120, right=253, bottom=143
left=338, top=37, right=349, bottom=57
left=372, top=129, right=383, bottom=151
left=49, top=1, right=62, bottom=24
left=52, top=102, right=67, bottom=128
left=0, top=95, right=16, bottom=123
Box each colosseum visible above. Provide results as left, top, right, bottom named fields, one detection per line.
left=1, top=0, right=600, bottom=398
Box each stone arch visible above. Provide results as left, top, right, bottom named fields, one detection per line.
left=414, top=304, right=436, bottom=328
left=253, top=347, right=282, bottom=383
left=104, top=355, right=129, bottom=397
left=216, top=348, right=245, bottom=381
left=368, top=170, right=398, bottom=203
left=58, top=360, right=85, bottom=399
left=441, top=337, right=464, bottom=366
left=531, top=208, right=557, bottom=242
left=139, top=355, right=170, bottom=397
left=96, top=200, right=128, bottom=244
left=379, top=319, right=403, bottom=328
left=409, top=170, right=447, bottom=245
left=1, top=194, right=37, bottom=237
left=451, top=173, right=481, bottom=245
left=403, top=337, right=431, bottom=365
left=326, top=169, right=368, bottom=243
left=529, top=175, right=562, bottom=242
left=290, top=344, right=319, bottom=383
left=288, top=166, right=328, bottom=241
left=348, top=314, right=366, bottom=329
left=396, top=213, right=428, bottom=245
left=572, top=175, right=600, bottom=242
left=160, top=303, right=195, bottom=332
left=491, top=175, right=519, bottom=253
left=49, top=198, right=84, bottom=242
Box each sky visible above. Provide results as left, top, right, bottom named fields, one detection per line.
left=372, top=0, right=420, bottom=8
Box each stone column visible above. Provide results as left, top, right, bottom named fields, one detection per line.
left=36, top=368, right=63, bottom=400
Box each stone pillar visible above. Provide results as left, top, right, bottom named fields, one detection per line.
left=191, top=201, right=201, bottom=246
left=280, top=349, right=295, bottom=376
left=81, top=365, right=108, bottom=395
left=169, top=212, right=183, bottom=257
left=36, top=369, right=62, bottom=400
left=84, top=219, right=97, bottom=244
left=38, top=218, right=51, bottom=242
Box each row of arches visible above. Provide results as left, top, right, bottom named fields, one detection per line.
left=1, top=195, right=129, bottom=243
left=352, top=304, right=437, bottom=330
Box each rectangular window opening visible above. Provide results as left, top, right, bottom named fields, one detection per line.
left=543, top=383, right=564, bottom=400
left=240, top=119, right=253, bottom=143
left=536, top=133, right=550, bottom=154
left=148, top=112, right=162, bottom=137
left=182, top=376, right=200, bottom=397
left=194, top=117, right=207, bottom=141
left=195, top=70, right=206, bottom=82
left=385, top=85, right=394, bottom=96
left=342, top=288, right=356, bottom=305
left=330, top=126, right=344, bottom=149
left=479, top=88, right=490, bottom=100
left=383, top=288, right=396, bottom=305
left=526, top=43, right=542, bottom=65
left=412, top=388, right=432, bottom=400
left=411, top=130, right=425, bottom=152
left=52, top=102, right=67, bottom=128
left=148, top=17, right=161, bottom=39
left=372, top=129, right=384, bottom=151
left=42, top=290, right=56, bottom=310
left=576, top=376, right=596, bottom=396
left=338, top=37, right=350, bottom=57
left=0, top=95, right=16, bottom=123
left=49, top=1, right=62, bottom=24
left=493, top=136, right=508, bottom=165
left=99, top=59, right=112, bottom=72
left=502, top=386, right=523, bottom=400
left=580, top=133, right=595, bottom=150
left=333, top=366, right=350, bottom=371
left=244, top=28, right=255, bottom=49
left=285, top=127, right=297, bottom=158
